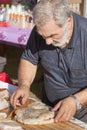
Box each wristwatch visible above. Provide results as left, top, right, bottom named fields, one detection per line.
left=70, top=95, right=82, bottom=110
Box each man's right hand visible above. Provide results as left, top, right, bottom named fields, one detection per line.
left=10, top=86, right=29, bottom=109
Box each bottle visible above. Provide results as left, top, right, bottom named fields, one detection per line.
left=20, top=11, right=27, bottom=28
left=9, top=5, right=16, bottom=25
left=0, top=4, right=5, bottom=21
left=5, top=4, right=11, bottom=22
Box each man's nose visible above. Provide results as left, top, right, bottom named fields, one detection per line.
left=45, top=38, right=53, bottom=45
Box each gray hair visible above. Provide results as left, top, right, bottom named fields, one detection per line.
left=33, top=0, right=72, bottom=27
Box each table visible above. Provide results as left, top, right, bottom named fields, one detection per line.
left=0, top=25, right=32, bottom=48
left=23, top=122, right=85, bottom=130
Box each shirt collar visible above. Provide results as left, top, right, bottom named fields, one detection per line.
left=67, top=12, right=80, bottom=50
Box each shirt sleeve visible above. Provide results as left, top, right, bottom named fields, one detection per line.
left=21, top=26, right=40, bottom=65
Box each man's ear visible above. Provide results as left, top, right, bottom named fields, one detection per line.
left=67, top=17, right=73, bottom=29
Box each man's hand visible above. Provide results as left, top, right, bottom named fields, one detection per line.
left=10, top=87, right=29, bottom=109
left=52, top=96, right=77, bottom=123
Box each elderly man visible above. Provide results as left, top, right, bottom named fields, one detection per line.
left=11, top=0, right=87, bottom=123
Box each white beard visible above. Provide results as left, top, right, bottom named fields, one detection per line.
left=52, top=25, right=71, bottom=48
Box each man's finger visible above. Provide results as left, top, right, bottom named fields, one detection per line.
left=22, top=95, right=28, bottom=105
left=55, top=110, right=65, bottom=123
left=10, top=92, right=16, bottom=106
left=52, top=101, right=61, bottom=111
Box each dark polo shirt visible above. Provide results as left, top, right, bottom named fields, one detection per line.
left=22, top=12, right=87, bottom=105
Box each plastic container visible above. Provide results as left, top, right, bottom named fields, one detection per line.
left=0, top=57, right=7, bottom=72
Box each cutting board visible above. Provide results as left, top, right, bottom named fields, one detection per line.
left=23, top=121, right=85, bottom=130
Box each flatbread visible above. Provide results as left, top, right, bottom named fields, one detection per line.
left=0, top=98, right=10, bottom=111
left=15, top=102, right=55, bottom=125
left=0, top=89, right=10, bottom=100
left=0, top=89, right=10, bottom=120
left=0, top=113, right=7, bottom=120
left=0, top=119, right=24, bottom=130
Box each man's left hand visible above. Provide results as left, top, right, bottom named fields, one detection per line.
left=52, top=96, right=77, bottom=123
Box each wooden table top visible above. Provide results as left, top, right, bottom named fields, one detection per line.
left=23, top=121, right=85, bottom=130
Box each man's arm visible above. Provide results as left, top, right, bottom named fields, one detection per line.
left=10, top=59, right=37, bottom=108
left=74, top=88, right=87, bottom=108
left=18, top=59, right=37, bottom=89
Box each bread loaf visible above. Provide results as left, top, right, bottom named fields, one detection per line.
left=0, top=119, right=24, bottom=130
left=15, top=102, right=55, bottom=125
left=0, top=89, right=10, bottom=100
left=0, top=88, right=10, bottom=120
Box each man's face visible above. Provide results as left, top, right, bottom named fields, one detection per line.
left=37, top=18, right=72, bottom=48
